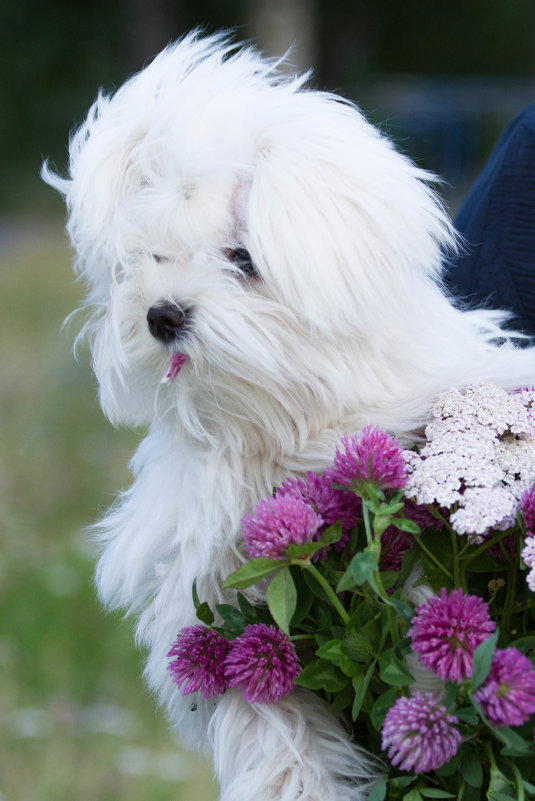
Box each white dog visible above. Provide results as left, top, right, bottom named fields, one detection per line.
left=44, top=32, right=535, bottom=801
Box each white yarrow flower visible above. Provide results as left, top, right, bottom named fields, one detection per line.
left=521, top=538, right=535, bottom=592
left=404, top=383, right=535, bottom=541
left=450, top=487, right=517, bottom=542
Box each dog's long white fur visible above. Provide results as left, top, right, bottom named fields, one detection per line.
left=44, top=32, right=535, bottom=800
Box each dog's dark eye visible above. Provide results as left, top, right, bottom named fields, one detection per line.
left=226, top=247, right=257, bottom=277
left=152, top=254, right=168, bottom=263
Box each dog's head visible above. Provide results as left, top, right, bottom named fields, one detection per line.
left=44, top=32, right=454, bottom=448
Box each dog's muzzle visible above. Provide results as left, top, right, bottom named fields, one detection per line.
left=147, top=303, right=188, bottom=343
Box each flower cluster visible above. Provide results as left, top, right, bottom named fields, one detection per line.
left=331, top=425, right=408, bottom=493
left=168, top=623, right=300, bottom=704
left=167, top=625, right=230, bottom=700
left=404, top=384, right=535, bottom=541
left=279, top=471, right=362, bottom=553
left=408, top=588, right=495, bottom=681
left=407, top=589, right=535, bottom=727
left=473, top=647, right=535, bottom=726
left=243, top=494, right=324, bottom=560
left=167, top=383, right=535, bottom=799
left=522, top=536, right=535, bottom=592
left=381, top=692, right=461, bottom=773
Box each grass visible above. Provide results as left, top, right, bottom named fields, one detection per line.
left=0, top=221, right=218, bottom=801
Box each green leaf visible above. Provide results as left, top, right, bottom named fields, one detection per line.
left=295, top=659, right=348, bottom=692
left=286, top=541, right=325, bottom=559
left=419, top=790, right=455, bottom=799
left=290, top=569, right=315, bottom=626
left=192, top=579, right=201, bottom=610
left=444, top=681, right=457, bottom=710
left=352, top=660, right=376, bottom=721
left=402, top=790, right=423, bottom=801
left=470, top=630, right=498, bottom=690
left=390, top=518, right=420, bottom=534
left=350, top=550, right=378, bottom=586
left=509, top=635, right=535, bottom=654
left=237, top=592, right=258, bottom=622
left=364, top=486, right=385, bottom=508
left=316, top=639, right=343, bottom=665
left=390, top=775, right=416, bottom=789
left=522, top=779, right=535, bottom=795
left=266, top=566, right=297, bottom=635
left=222, top=558, right=280, bottom=590
left=318, top=521, right=342, bottom=546
left=385, top=595, right=414, bottom=623
left=302, top=569, right=333, bottom=604
left=454, top=707, right=478, bottom=726
left=346, top=603, right=374, bottom=632
left=378, top=649, right=414, bottom=686
left=215, top=604, right=246, bottom=632
left=377, top=570, right=399, bottom=591
left=489, top=795, right=519, bottom=801
left=381, top=499, right=405, bottom=516
left=497, top=726, right=534, bottom=757
left=337, top=563, right=357, bottom=592
left=367, top=777, right=387, bottom=801
left=330, top=682, right=355, bottom=714
left=195, top=601, right=215, bottom=626
left=487, top=765, right=516, bottom=801
left=461, top=749, right=483, bottom=788
left=397, top=543, right=419, bottom=588
left=418, top=529, right=455, bottom=592
left=370, top=686, right=399, bottom=731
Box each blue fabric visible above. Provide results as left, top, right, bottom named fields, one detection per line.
left=445, top=102, right=535, bottom=336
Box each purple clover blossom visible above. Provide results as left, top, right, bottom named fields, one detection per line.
left=167, top=625, right=230, bottom=700
left=278, top=471, right=361, bottom=558
left=242, top=494, right=324, bottom=560
left=279, top=472, right=361, bottom=536
left=521, top=486, right=535, bottom=536
left=330, top=425, right=407, bottom=493
left=381, top=691, right=461, bottom=773
left=224, top=624, right=301, bottom=703
left=408, top=588, right=496, bottom=682
left=473, top=648, right=535, bottom=727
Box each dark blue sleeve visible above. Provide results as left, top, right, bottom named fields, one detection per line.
left=445, top=102, right=535, bottom=336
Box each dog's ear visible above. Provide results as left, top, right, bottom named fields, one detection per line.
left=246, top=96, right=455, bottom=336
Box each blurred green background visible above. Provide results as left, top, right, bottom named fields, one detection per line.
left=1, top=1, right=535, bottom=799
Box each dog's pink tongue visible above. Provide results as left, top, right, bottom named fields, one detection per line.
left=163, top=352, right=188, bottom=383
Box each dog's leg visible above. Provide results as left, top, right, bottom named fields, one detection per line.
left=209, top=688, right=377, bottom=801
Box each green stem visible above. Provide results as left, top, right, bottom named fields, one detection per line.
left=412, top=531, right=454, bottom=580
left=449, top=522, right=462, bottom=588
left=511, top=762, right=526, bottom=801
left=303, top=562, right=350, bottom=624
left=290, top=634, right=315, bottom=643
left=484, top=740, right=498, bottom=771
left=362, top=502, right=374, bottom=547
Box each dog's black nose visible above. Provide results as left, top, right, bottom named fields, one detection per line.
left=147, top=303, right=187, bottom=343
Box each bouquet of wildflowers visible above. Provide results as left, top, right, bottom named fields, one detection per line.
left=168, top=383, right=535, bottom=800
